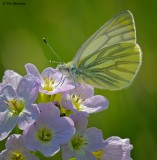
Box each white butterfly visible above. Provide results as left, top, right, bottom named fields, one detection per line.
left=55, top=10, right=142, bottom=90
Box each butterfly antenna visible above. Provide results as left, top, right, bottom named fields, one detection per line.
left=43, top=38, right=62, bottom=63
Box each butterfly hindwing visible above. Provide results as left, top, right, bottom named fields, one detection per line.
left=76, top=42, right=142, bottom=90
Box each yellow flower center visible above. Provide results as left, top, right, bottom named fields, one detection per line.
left=11, top=152, right=24, bottom=160
left=42, top=76, right=54, bottom=91
left=92, top=150, right=104, bottom=160
left=7, top=99, right=25, bottom=115
left=37, top=126, right=53, bottom=142
left=71, top=95, right=85, bottom=111
left=71, top=134, right=87, bottom=150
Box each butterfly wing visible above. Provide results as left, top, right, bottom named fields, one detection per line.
left=76, top=42, right=142, bottom=90
left=73, top=10, right=136, bottom=64
left=73, top=10, right=142, bottom=90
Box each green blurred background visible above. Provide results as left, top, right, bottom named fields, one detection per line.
left=0, top=0, right=157, bottom=159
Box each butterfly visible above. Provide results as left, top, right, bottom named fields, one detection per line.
left=56, top=10, right=142, bottom=90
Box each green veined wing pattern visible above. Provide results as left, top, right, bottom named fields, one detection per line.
left=73, top=10, right=136, bottom=65
left=76, top=42, right=142, bottom=90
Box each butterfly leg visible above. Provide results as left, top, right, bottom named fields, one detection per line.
left=55, top=74, right=64, bottom=87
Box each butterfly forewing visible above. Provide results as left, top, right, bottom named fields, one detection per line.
left=76, top=43, right=142, bottom=90
left=73, top=10, right=136, bottom=65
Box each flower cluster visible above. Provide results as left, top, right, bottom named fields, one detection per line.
left=0, top=63, right=133, bottom=160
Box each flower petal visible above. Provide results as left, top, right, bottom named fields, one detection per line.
left=61, top=93, right=74, bottom=110
left=37, top=68, right=75, bottom=95
left=47, top=71, right=75, bottom=94
left=0, top=111, right=18, bottom=141
left=24, top=102, right=75, bottom=157
left=83, top=127, right=105, bottom=152
left=0, top=98, right=8, bottom=112
left=5, top=134, right=21, bottom=149
left=53, top=117, right=75, bottom=144
left=1, top=85, right=17, bottom=100
left=41, top=67, right=57, bottom=79
left=23, top=120, right=61, bottom=157
left=103, top=136, right=133, bottom=160
left=23, top=124, right=38, bottom=151
left=24, top=153, right=40, bottom=160
left=18, top=104, right=40, bottom=130
left=51, top=82, right=75, bottom=95
left=17, top=75, right=39, bottom=105
left=2, top=134, right=40, bottom=160
left=0, top=150, right=10, bottom=160
left=25, top=63, right=44, bottom=83
left=61, top=144, right=75, bottom=160
left=70, top=112, right=88, bottom=134
left=2, top=70, right=22, bottom=89
left=0, top=83, right=4, bottom=92
left=83, top=95, right=108, bottom=113
left=35, top=139, right=60, bottom=157
left=37, top=103, right=60, bottom=124
left=71, top=84, right=94, bottom=99
left=75, top=150, right=96, bottom=160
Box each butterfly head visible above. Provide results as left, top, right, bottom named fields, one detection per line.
left=57, top=63, right=68, bottom=72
